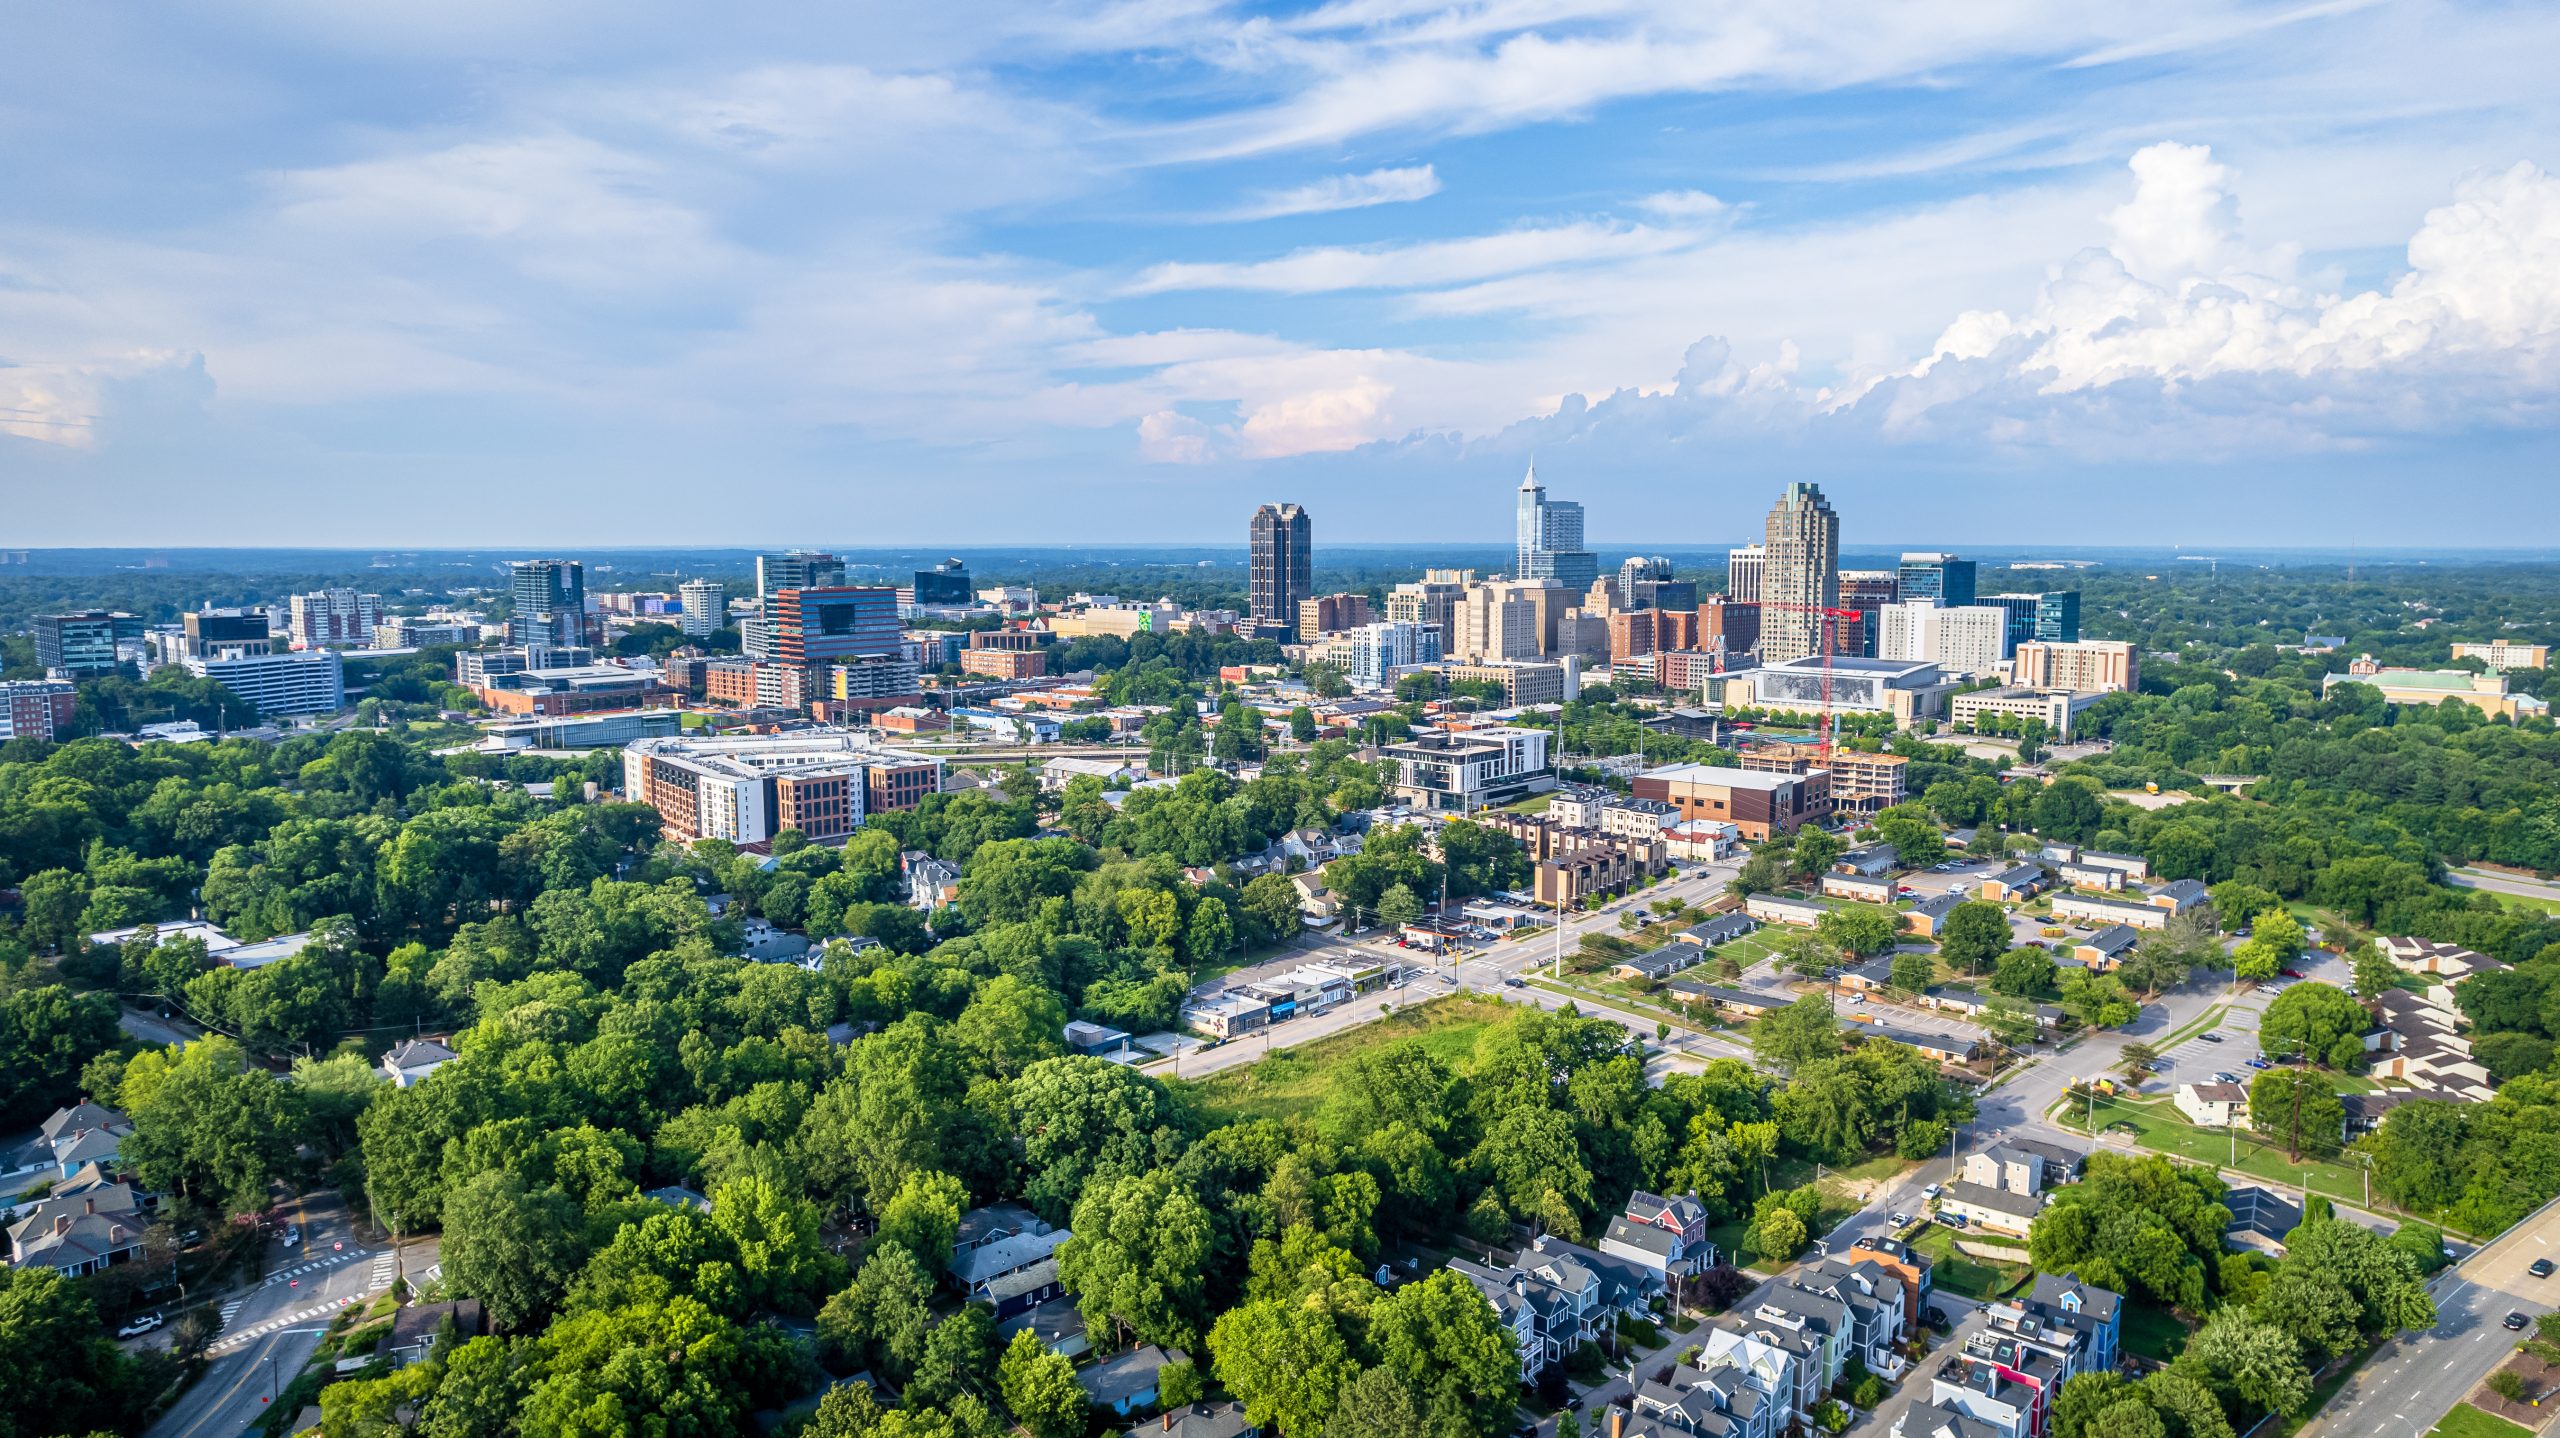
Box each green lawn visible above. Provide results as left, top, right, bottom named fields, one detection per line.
left=2054, top=1093, right=2385, bottom=1212
left=1167, top=993, right=1519, bottom=1126
left=2425, top=1405, right=2534, bottom=1438
left=1503, top=793, right=1556, bottom=814
left=1904, top=1223, right=2031, bottom=1301
left=2477, top=888, right=2560, bottom=917
left=2119, top=1301, right=2192, bottom=1363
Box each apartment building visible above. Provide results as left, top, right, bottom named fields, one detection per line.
left=1295, top=592, right=1372, bottom=638
left=622, top=732, right=944, bottom=846
left=677, top=579, right=727, bottom=638
left=1880, top=602, right=2009, bottom=676
left=0, top=679, right=78, bottom=742
left=288, top=589, right=383, bottom=649
left=1634, top=763, right=1829, bottom=840
left=188, top=649, right=347, bottom=717
left=1382, top=726, right=1554, bottom=811
left=960, top=647, right=1052, bottom=680
left=2011, top=640, right=2139, bottom=695
left=2451, top=639, right=2549, bottom=669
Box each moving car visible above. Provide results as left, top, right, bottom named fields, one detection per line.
left=1890, top=1212, right=1911, bottom=1226
left=2278, top=967, right=2306, bottom=979
left=1921, top=1184, right=1943, bottom=1199
left=2198, top=1032, right=2222, bottom=1043
left=2504, top=1311, right=2530, bottom=1331
left=1502, top=977, right=1526, bottom=988
left=2530, top=1258, right=2555, bottom=1278
left=116, top=1313, right=163, bottom=1338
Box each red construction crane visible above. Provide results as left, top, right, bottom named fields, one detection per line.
left=1753, top=601, right=1868, bottom=761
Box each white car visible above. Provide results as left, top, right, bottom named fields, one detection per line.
left=117, top=1312, right=164, bottom=1338
left=283, top=1225, right=301, bottom=1248
left=1921, top=1184, right=1943, bottom=1199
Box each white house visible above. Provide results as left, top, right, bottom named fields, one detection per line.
left=380, top=1038, right=458, bottom=1088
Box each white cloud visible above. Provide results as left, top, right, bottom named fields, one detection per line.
left=1137, top=409, right=1217, bottom=462
left=1124, top=219, right=1703, bottom=294
left=1634, top=190, right=1730, bottom=220
left=1221, top=164, right=1442, bottom=220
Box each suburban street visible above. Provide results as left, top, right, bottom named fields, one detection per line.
left=2447, top=865, right=2560, bottom=903
left=2301, top=1196, right=2560, bottom=1438
left=142, top=1196, right=433, bottom=1438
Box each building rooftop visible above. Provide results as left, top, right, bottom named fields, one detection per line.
left=1641, top=763, right=1813, bottom=791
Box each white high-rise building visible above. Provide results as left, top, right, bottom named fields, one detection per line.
left=288, top=589, right=382, bottom=650
left=1343, top=621, right=1443, bottom=690
left=1726, top=544, right=1767, bottom=603
left=678, top=579, right=726, bottom=639
left=1514, top=464, right=1597, bottom=591
left=1879, top=602, right=2008, bottom=677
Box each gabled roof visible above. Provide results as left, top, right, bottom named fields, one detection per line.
left=1078, top=1344, right=1185, bottom=1406
left=2081, top=924, right=2141, bottom=956
left=1909, top=892, right=1965, bottom=919
left=1603, top=1216, right=1682, bottom=1259
left=951, top=1227, right=1069, bottom=1286
left=40, top=1102, right=126, bottom=1143
left=382, top=1037, right=458, bottom=1071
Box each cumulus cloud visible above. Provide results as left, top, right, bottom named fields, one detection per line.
left=0, top=351, right=202, bottom=449
left=1221, top=165, right=1442, bottom=220
left=1899, top=143, right=2560, bottom=407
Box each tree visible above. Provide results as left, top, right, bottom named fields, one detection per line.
left=1376, top=883, right=1424, bottom=932
left=0, top=985, right=121, bottom=1123
left=1242, top=873, right=1306, bottom=944
left=2031, top=1153, right=2226, bottom=1313
left=1752, top=996, right=1841, bottom=1073
left=710, top=1172, right=841, bottom=1314
left=2258, top=983, right=2367, bottom=1069
left=1745, top=1201, right=1808, bottom=1263
left=1057, top=1170, right=1214, bottom=1350
left=2255, top=1266, right=2360, bottom=1362
left=997, top=1330, right=1085, bottom=1438
left=1818, top=905, right=1900, bottom=959
left=118, top=1036, right=307, bottom=1213
left=1889, top=953, right=1937, bottom=994
left=818, top=1247, right=935, bottom=1380
left=1327, top=1366, right=1424, bottom=1438
left=2246, top=1069, right=2344, bottom=1163
left=1939, top=902, right=2013, bottom=974
left=1012, top=1057, right=1177, bottom=1223
left=803, top=1382, right=885, bottom=1438
left=1209, top=1289, right=1364, bottom=1438
left=2175, top=1309, right=2311, bottom=1416
left=441, top=1171, right=589, bottom=1333
left=0, top=1265, right=139, bottom=1438
left=2230, top=938, right=2282, bottom=983
left=1468, top=1106, right=1593, bottom=1237
left=1992, top=949, right=2059, bottom=998
left=874, top=1169, right=970, bottom=1272
left=1370, top=1269, right=1522, bottom=1438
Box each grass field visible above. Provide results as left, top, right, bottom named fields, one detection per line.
left=2424, top=1405, right=2534, bottom=1438
left=2119, top=1301, right=2192, bottom=1362
left=1167, top=993, right=1519, bottom=1126
left=1904, top=1223, right=2031, bottom=1300
left=2056, top=1092, right=2384, bottom=1211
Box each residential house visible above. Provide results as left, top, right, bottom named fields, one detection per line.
left=379, top=1037, right=457, bottom=1089
left=1821, top=871, right=1897, bottom=904
left=1744, top=895, right=1827, bottom=928
left=2222, top=1186, right=2304, bottom=1254
left=1697, top=1320, right=1824, bottom=1430
left=8, top=1179, right=147, bottom=1275
left=2071, top=926, right=2140, bottom=971
left=996, top=1293, right=1091, bottom=1361
left=1667, top=819, right=1743, bottom=861
left=2051, top=894, right=2174, bottom=931
left=1079, top=1344, right=1185, bottom=1416
left=1976, top=865, right=2049, bottom=903
left=1668, top=983, right=1791, bottom=1020
left=2362, top=989, right=2494, bottom=1101
left=1860, top=1024, right=1982, bottom=1067
left=1964, top=1140, right=2082, bottom=1196
left=1912, top=1274, right=2123, bottom=1438
left=1835, top=845, right=1901, bottom=878
left=2378, top=936, right=2503, bottom=982
left=2145, top=879, right=2208, bottom=915
left=1974, top=1275, right=2122, bottom=1401
left=1790, top=1256, right=1914, bottom=1381
left=1841, top=1235, right=1935, bottom=1329
left=2340, top=1091, right=2405, bottom=1140
left=954, top=1202, right=1049, bottom=1257
left=1448, top=1255, right=1580, bottom=1373
left=2175, top=1082, right=2248, bottom=1128
left=386, top=1298, right=484, bottom=1368
left=37, top=1101, right=130, bottom=1181
left=1602, top=1191, right=1720, bottom=1279
left=1124, top=1402, right=1257, bottom=1438
left=1937, top=1183, right=2044, bottom=1237
left=1904, top=891, right=1964, bottom=937
left=1835, top=955, right=1900, bottom=994
left=1676, top=913, right=1759, bottom=948
left=902, top=851, right=963, bottom=911
left=2052, top=858, right=2127, bottom=891
left=1617, top=946, right=1711, bottom=983
left=1624, top=1361, right=1778, bottom=1438
left=980, top=1254, right=1065, bottom=1321
left=950, top=1208, right=1071, bottom=1315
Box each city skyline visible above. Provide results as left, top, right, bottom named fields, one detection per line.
left=2, top=4, right=2556, bottom=546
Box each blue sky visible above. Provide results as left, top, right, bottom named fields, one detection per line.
left=2, top=0, right=2556, bottom=548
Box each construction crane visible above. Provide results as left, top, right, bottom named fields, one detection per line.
left=1755, top=601, right=1868, bottom=762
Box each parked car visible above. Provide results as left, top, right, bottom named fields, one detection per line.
left=1921, top=1184, right=1943, bottom=1199
left=1890, top=1212, right=1912, bottom=1226
left=2278, top=967, right=2306, bottom=979
left=2245, top=1057, right=2272, bottom=1069
left=2214, top=1072, right=2241, bottom=1084
left=116, top=1313, right=163, bottom=1338
left=2198, top=1032, right=2222, bottom=1043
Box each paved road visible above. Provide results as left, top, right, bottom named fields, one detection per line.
left=119, top=1005, right=202, bottom=1049
left=2447, top=866, right=2560, bottom=902
left=142, top=1197, right=431, bottom=1438
left=2301, top=1196, right=2560, bottom=1438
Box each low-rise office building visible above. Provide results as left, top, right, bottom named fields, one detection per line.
left=2450, top=640, right=2548, bottom=669
left=1950, top=687, right=2100, bottom=738
left=2324, top=661, right=2548, bottom=721
left=1633, top=762, right=1829, bottom=840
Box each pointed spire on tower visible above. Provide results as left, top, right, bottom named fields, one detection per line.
left=1520, top=457, right=1539, bottom=491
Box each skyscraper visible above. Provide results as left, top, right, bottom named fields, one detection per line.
left=510, top=560, right=587, bottom=647
left=1514, top=464, right=1598, bottom=591
left=1249, top=503, right=1313, bottom=637
left=1759, top=483, right=1840, bottom=664
left=1726, top=545, right=1766, bottom=603
left=1837, top=570, right=1901, bottom=658
left=757, top=551, right=847, bottom=604
left=1897, top=553, right=1977, bottom=609
left=678, top=579, right=726, bottom=639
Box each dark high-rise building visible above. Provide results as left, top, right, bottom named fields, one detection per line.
left=185, top=608, right=273, bottom=650
left=1249, top=503, right=1312, bottom=637
left=34, top=611, right=143, bottom=677
left=510, top=560, right=587, bottom=647
left=756, top=550, right=847, bottom=603
left=1631, top=579, right=1699, bottom=613
left=1897, top=553, right=1977, bottom=609
left=765, top=587, right=901, bottom=665
left=1838, top=571, right=1901, bottom=658
left=1984, top=590, right=2082, bottom=650
left=913, top=558, right=972, bottom=606
left=1760, top=483, right=1840, bottom=664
